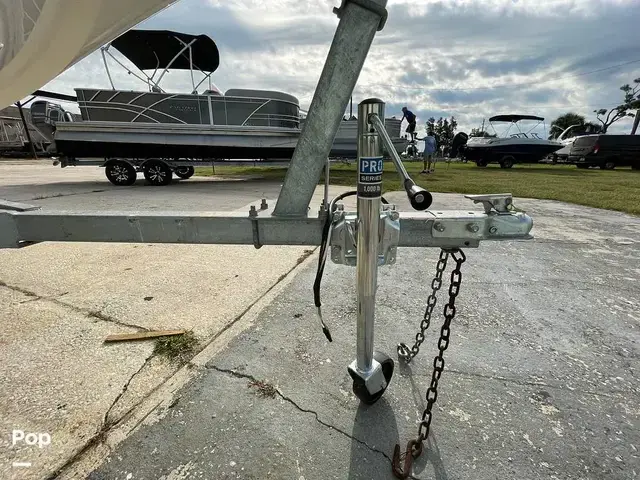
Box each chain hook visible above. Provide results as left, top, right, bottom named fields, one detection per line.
left=397, top=343, right=412, bottom=361
left=392, top=439, right=423, bottom=479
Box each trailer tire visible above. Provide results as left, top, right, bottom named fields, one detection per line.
left=601, top=161, right=616, bottom=170
left=499, top=155, right=515, bottom=169
left=576, top=164, right=589, bottom=169
left=105, top=160, right=137, bottom=186
left=175, top=166, right=195, bottom=179
left=476, top=159, right=488, bottom=167
left=143, top=160, right=172, bottom=186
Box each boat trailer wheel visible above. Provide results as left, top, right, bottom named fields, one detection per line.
left=105, top=160, right=136, bottom=186
left=174, top=166, right=195, bottom=179
left=143, top=160, right=172, bottom=186
left=349, top=351, right=395, bottom=405
left=499, top=155, right=515, bottom=169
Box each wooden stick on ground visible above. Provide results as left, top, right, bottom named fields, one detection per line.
left=104, top=330, right=186, bottom=343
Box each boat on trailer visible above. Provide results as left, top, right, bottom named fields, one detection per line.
left=459, top=114, right=563, bottom=168
left=49, top=29, right=407, bottom=185
left=52, top=29, right=302, bottom=163
left=320, top=116, right=407, bottom=158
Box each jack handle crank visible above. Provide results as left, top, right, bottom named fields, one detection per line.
left=368, top=113, right=433, bottom=211
left=392, top=439, right=423, bottom=479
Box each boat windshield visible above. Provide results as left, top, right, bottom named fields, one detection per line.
left=490, top=116, right=547, bottom=139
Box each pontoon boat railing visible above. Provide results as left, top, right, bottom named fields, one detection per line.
left=243, top=113, right=301, bottom=129
left=77, top=94, right=300, bottom=128
left=0, top=120, right=26, bottom=146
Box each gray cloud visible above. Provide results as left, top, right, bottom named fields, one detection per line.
left=139, top=2, right=269, bottom=53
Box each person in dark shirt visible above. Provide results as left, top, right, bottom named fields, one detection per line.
left=401, top=107, right=417, bottom=141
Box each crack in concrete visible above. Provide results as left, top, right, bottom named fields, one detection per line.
left=208, top=365, right=394, bottom=464
left=0, top=279, right=148, bottom=331
left=103, top=353, right=154, bottom=427
left=84, top=308, right=149, bottom=332
left=0, top=279, right=38, bottom=297
left=29, top=188, right=109, bottom=201
left=40, top=248, right=318, bottom=479
left=43, top=355, right=156, bottom=480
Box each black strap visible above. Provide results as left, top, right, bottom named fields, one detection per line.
left=313, top=192, right=390, bottom=342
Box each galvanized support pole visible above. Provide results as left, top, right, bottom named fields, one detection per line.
left=355, top=99, right=384, bottom=372
left=273, top=0, right=388, bottom=217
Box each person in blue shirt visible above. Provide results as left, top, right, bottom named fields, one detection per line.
left=401, top=107, right=417, bottom=141
left=416, top=130, right=437, bottom=174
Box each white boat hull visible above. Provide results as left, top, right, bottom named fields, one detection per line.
left=53, top=121, right=301, bottom=160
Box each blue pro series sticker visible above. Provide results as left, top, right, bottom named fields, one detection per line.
left=358, top=156, right=383, bottom=198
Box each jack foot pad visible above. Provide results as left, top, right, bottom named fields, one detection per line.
left=348, top=351, right=395, bottom=405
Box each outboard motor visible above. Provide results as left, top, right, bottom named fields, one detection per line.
left=450, top=131, right=468, bottom=158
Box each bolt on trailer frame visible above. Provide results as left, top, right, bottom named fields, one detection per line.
left=0, top=0, right=533, bottom=476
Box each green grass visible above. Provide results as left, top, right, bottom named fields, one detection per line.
left=153, top=331, right=199, bottom=363
left=196, top=162, right=640, bottom=215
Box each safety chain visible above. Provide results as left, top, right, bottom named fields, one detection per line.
left=392, top=248, right=466, bottom=479
left=397, top=249, right=449, bottom=362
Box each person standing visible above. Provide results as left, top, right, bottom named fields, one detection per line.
left=400, top=107, right=417, bottom=141
left=416, top=131, right=437, bottom=174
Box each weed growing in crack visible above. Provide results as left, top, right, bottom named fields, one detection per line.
left=154, top=331, right=198, bottom=363
left=248, top=379, right=277, bottom=398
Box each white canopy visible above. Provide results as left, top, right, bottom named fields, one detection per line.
left=0, top=0, right=176, bottom=108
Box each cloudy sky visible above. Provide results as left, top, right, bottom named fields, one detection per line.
left=44, top=0, right=640, bottom=136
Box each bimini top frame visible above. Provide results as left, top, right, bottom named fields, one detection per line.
left=100, top=29, right=222, bottom=94
left=488, top=114, right=547, bottom=140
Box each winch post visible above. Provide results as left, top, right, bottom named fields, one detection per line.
left=355, top=99, right=384, bottom=371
